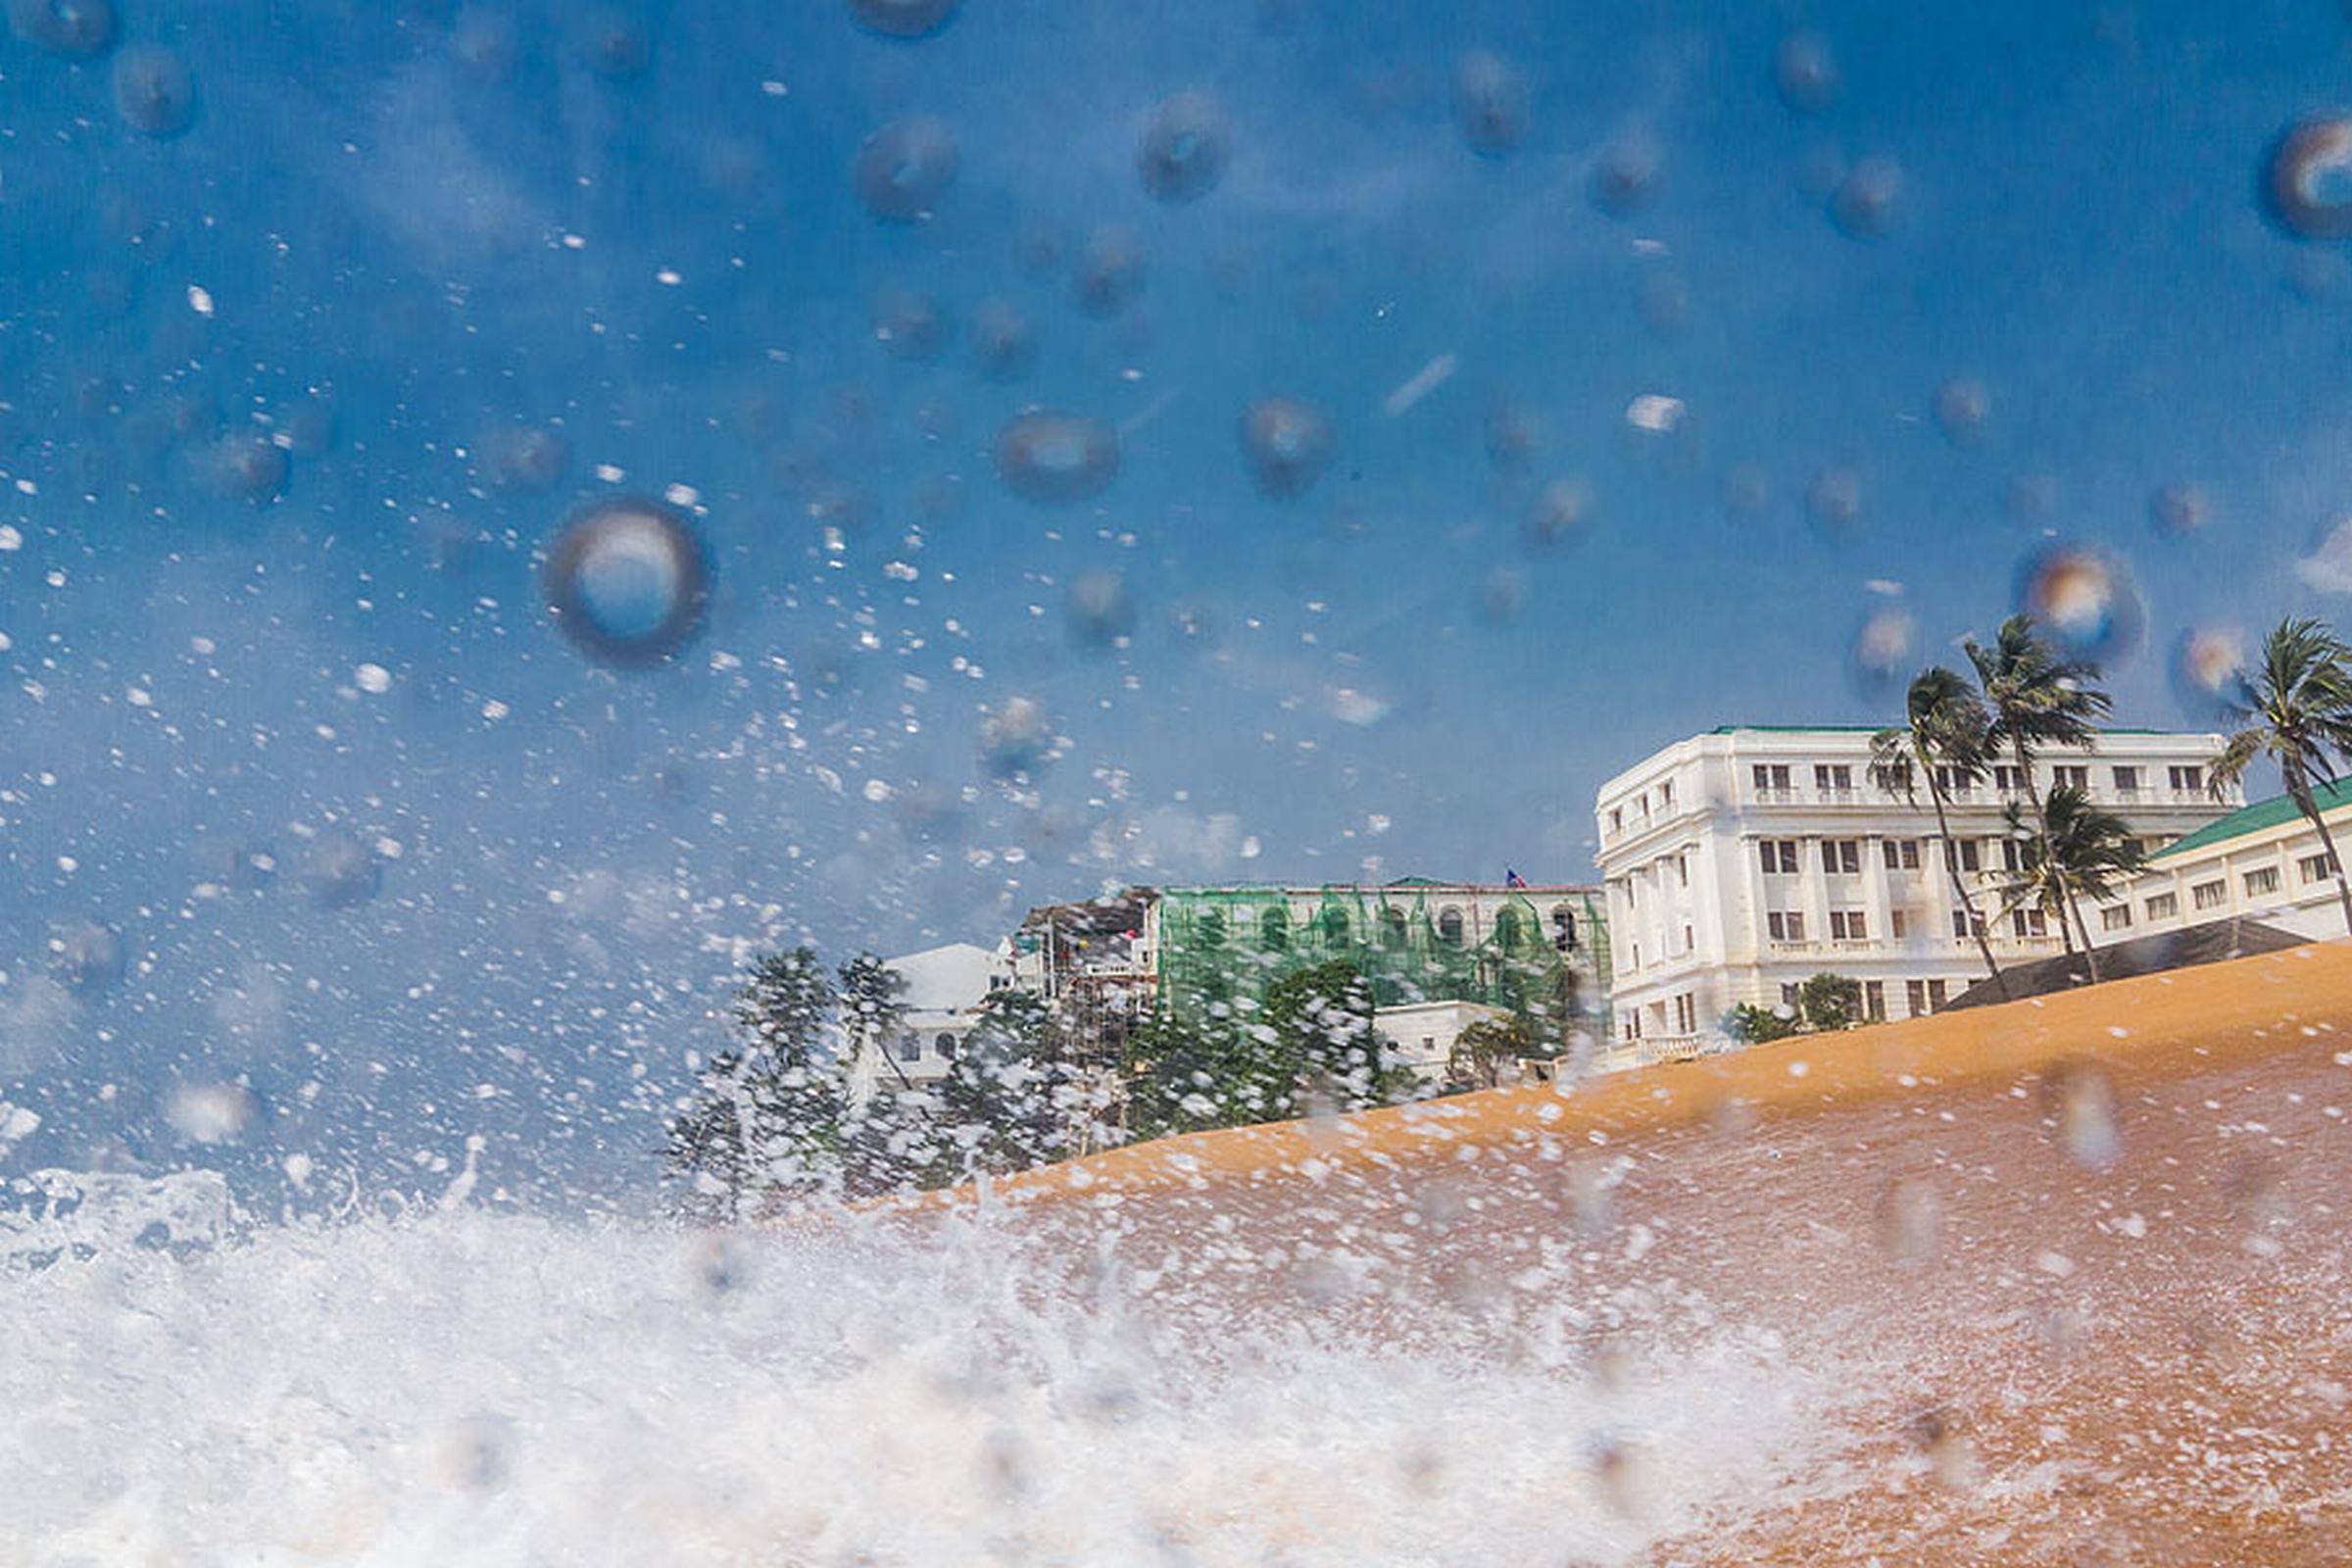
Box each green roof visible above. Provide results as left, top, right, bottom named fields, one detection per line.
left=2150, top=777, right=2352, bottom=862
left=1707, top=724, right=2182, bottom=736
left=1385, top=875, right=1446, bottom=887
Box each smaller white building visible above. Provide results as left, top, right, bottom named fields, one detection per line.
left=1375, top=999, right=1508, bottom=1084
left=876, top=942, right=1008, bottom=1085
left=2093, top=780, right=2352, bottom=944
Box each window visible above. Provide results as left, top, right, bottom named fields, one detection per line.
left=1199, top=910, right=1226, bottom=947
left=1682, top=922, right=1694, bottom=954
left=1781, top=983, right=1800, bottom=1008
left=1933, top=763, right=1969, bottom=795
left=2112, top=765, right=2140, bottom=794
left=1905, top=979, right=1926, bottom=1017
left=1889, top=908, right=1908, bottom=939
left=1883, top=838, right=1921, bottom=871
left=1864, top=981, right=1886, bottom=1021
left=2191, top=880, right=2226, bottom=910
left=1674, top=993, right=1696, bottom=1033
left=1760, top=840, right=1800, bottom=875
left=1657, top=779, right=1675, bottom=809
left=2100, top=904, right=2132, bottom=931
left=1874, top=760, right=1914, bottom=793
left=1829, top=908, right=1867, bottom=940
left=2053, top=764, right=2088, bottom=790
left=1945, top=839, right=1982, bottom=873
left=935, top=1032, right=956, bottom=1059
left=1814, top=763, right=1852, bottom=792
left=1323, top=906, right=1350, bottom=946
left=1928, top=979, right=1947, bottom=1011
left=1751, top=763, right=1791, bottom=792
left=895, top=1035, right=921, bottom=1062
left=2011, top=907, right=2048, bottom=937
left=1494, top=906, right=1522, bottom=952
left=2001, top=838, right=2027, bottom=873
left=1383, top=906, right=1408, bottom=948
left=1437, top=907, right=1465, bottom=945
left=2302, top=853, right=2337, bottom=884
left=1675, top=855, right=1690, bottom=889
left=1822, top=839, right=1861, bottom=874
left=1767, top=910, right=1806, bottom=942
left=2244, top=866, right=2280, bottom=898
left=1951, top=908, right=1980, bottom=940
left=1609, top=808, right=1623, bottom=832
left=1261, top=906, right=1290, bottom=951
left=1993, top=764, right=2028, bottom=794
left=2170, top=764, right=2204, bottom=793
left=1550, top=905, right=1577, bottom=951
left=2146, top=892, right=2179, bottom=920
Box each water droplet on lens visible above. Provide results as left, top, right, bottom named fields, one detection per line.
left=2148, top=481, right=2211, bottom=538
left=981, top=695, right=1052, bottom=780
left=304, top=833, right=383, bottom=909
left=1240, top=396, right=1335, bottom=500
left=1452, top=50, right=1528, bottom=157
left=1933, top=375, right=1989, bottom=443
left=543, top=497, right=710, bottom=666
left=438, top=1412, right=519, bottom=1491
left=482, top=425, right=569, bottom=493
left=166, top=1081, right=257, bottom=1145
left=1774, top=31, right=1838, bottom=113
left=994, top=410, right=1119, bottom=505
left=2045, top=1060, right=2122, bottom=1172
left=2169, top=625, right=2246, bottom=716
left=7, top=0, right=116, bottom=58
left=450, top=8, right=517, bottom=79
left=1806, top=466, right=1863, bottom=535
left=1829, top=156, right=1904, bottom=239
left=1483, top=401, right=1542, bottom=470
left=1589, top=135, right=1662, bottom=217
left=112, top=45, right=196, bottom=138
left=2263, top=118, right=2352, bottom=240
left=847, top=0, right=961, bottom=39
left=855, top=117, right=958, bottom=222
left=1849, top=606, right=1916, bottom=699
left=870, top=285, right=950, bottom=362
left=51, top=921, right=124, bottom=998
left=276, top=394, right=337, bottom=458
left=1065, top=569, right=1135, bottom=648
left=969, top=298, right=1036, bottom=382
left=1525, top=477, right=1592, bottom=547
left=1137, top=91, right=1230, bottom=204
left=204, top=432, right=289, bottom=504
left=2015, top=542, right=2143, bottom=664
left=1072, top=226, right=1147, bottom=317
left=582, top=7, right=652, bottom=78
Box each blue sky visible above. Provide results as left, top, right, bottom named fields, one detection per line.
left=3, top=0, right=2351, bottom=1199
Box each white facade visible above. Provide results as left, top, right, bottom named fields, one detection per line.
left=1375, top=999, right=1509, bottom=1083
left=1594, top=725, right=2236, bottom=1049
left=876, top=941, right=1009, bottom=1085
left=2091, top=781, right=2352, bottom=944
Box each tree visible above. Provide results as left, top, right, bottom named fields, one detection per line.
left=1796, top=972, right=1863, bottom=1031
left=1725, top=1002, right=1802, bottom=1044
left=1121, top=1008, right=1245, bottom=1140
left=1873, top=667, right=2008, bottom=998
left=1996, top=788, right=2148, bottom=981
left=2208, top=616, right=2352, bottom=937
left=1447, top=1014, right=1536, bottom=1092
left=831, top=953, right=930, bottom=1197
left=1965, top=613, right=2112, bottom=896
left=929, top=987, right=1069, bottom=1184
left=665, top=948, right=845, bottom=1219
left=1258, top=959, right=1421, bottom=1118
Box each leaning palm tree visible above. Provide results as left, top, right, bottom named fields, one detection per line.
left=2207, top=616, right=2352, bottom=936
left=1965, top=615, right=2114, bottom=847
left=1997, top=787, right=2148, bottom=982
left=1872, top=667, right=2006, bottom=996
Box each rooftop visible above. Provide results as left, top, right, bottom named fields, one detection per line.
left=2149, top=777, right=2352, bottom=862
left=1705, top=723, right=2188, bottom=737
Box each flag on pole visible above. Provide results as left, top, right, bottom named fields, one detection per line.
left=1504, top=866, right=1527, bottom=889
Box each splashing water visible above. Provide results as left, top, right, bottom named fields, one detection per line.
left=0, top=1182, right=1850, bottom=1566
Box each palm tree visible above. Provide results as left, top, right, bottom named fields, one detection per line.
left=1995, top=787, right=2148, bottom=982
left=2207, top=616, right=2352, bottom=936
left=1872, top=667, right=2007, bottom=997
left=1965, top=615, right=2114, bottom=839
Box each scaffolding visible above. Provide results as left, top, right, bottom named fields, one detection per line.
left=1152, top=882, right=1609, bottom=1034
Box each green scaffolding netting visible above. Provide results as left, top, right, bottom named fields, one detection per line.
left=1152, top=885, right=1610, bottom=1032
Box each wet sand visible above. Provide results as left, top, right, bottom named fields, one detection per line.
left=925, top=943, right=2352, bottom=1564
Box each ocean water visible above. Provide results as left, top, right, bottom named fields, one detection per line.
left=0, top=1174, right=1843, bottom=1566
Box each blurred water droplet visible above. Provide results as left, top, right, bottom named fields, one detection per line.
left=1240, top=397, right=1335, bottom=500
left=2169, top=625, right=2246, bottom=717
left=1483, top=401, right=1542, bottom=470
left=1137, top=91, right=1230, bottom=204
left=2147, top=481, right=2211, bottom=538
left=2263, top=118, right=2352, bottom=240
left=1526, top=477, right=1592, bottom=547
left=1065, top=570, right=1135, bottom=648
left=1477, top=565, right=1525, bottom=622
left=684, top=1230, right=756, bottom=1298
left=202, top=433, right=289, bottom=505
left=1775, top=31, right=1838, bottom=113
left=1907, top=1405, right=1977, bottom=1489
left=483, top=425, right=569, bottom=493
left=994, top=411, right=1118, bottom=505
left=1829, top=156, right=1904, bottom=239
left=1590, top=136, right=1662, bottom=217
left=543, top=497, right=710, bottom=667
left=1072, top=227, right=1147, bottom=317
left=450, top=8, right=517, bottom=80
left=165, top=1082, right=257, bottom=1145
left=1587, top=1433, right=1645, bottom=1517
left=112, top=45, right=196, bottom=138
left=1452, top=51, right=1529, bottom=157
left=1849, top=606, right=1916, bottom=699
left=275, top=394, right=338, bottom=458
left=1875, top=1174, right=1943, bottom=1265
left=7, top=0, right=116, bottom=58
left=438, top=1412, right=519, bottom=1492
left=848, top=0, right=961, bottom=39
left=855, top=117, right=958, bottom=222
left=980, top=696, right=1052, bottom=780
left=1933, top=376, right=1989, bottom=443
left=1806, top=466, right=1863, bottom=535
left=2015, top=542, right=2143, bottom=664
left=970, top=298, right=1036, bottom=382
left=2046, top=1060, right=2122, bottom=1172
left=304, top=834, right=383, bottom=909
left=871, top=285, right=950, bottom=362
left=581, top=7, right=652, bottom=78
left=50, top=921, right=124, bottom=998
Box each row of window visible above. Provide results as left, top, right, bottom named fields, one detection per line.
left=1763, top=906, right=2047, bottom=944
left=1778, top=978, right=1949, bottom=1019
left=1758, top=834, right=2153, bottom=880
left=1192, top=905, right=1580, bottom=953
left=1746, top=760, right=2204, bottom=798
left=894, top=1031, right=960, bottom=1063
left=1606, top=777, right=1680, bottom=833
left=2092, top=854, right=2338, bottom=930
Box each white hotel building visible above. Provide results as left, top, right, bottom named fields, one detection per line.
left=1594, top=725, right=2236, bottom=1053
